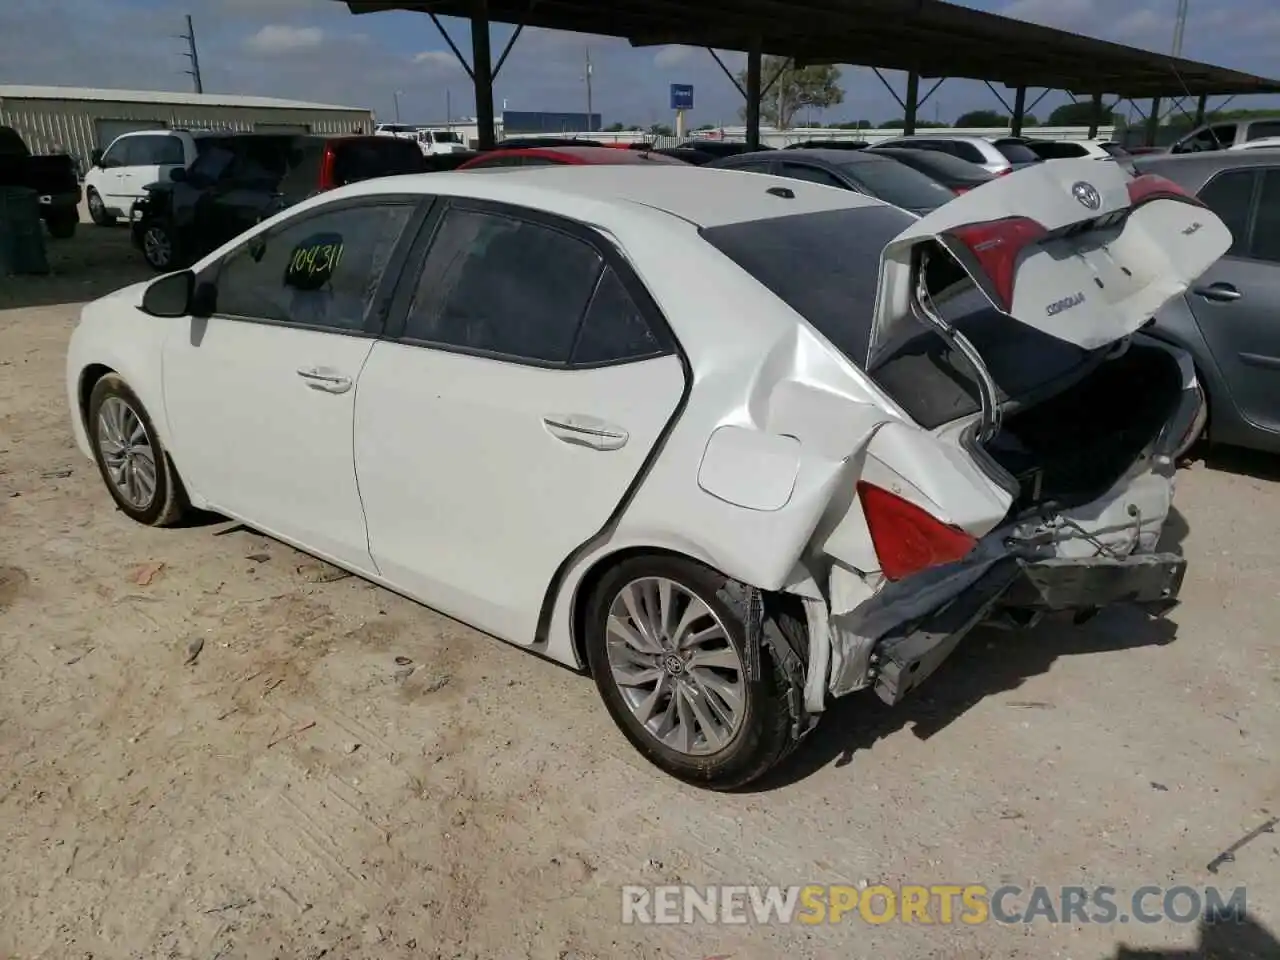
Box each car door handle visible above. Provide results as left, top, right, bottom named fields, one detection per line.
left=296, top=367, right=352, bottom=394
left=1192, top=282, right=1242, bottom=302
left=542, top=415, right=629, bottom=451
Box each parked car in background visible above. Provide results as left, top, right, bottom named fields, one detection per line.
left=1170, top=117, right=1280, bottom=153
left=707, top=148, right=955, bottom=215
left=677, top=140, right=771, bottom=158
left=85, top=129, right=204, bottom=226
left=784, top=139, right=869, bottom=150
left=0, top=125, right=81, bottom=238
left=1131, top=150, right=1280, bottom=456
left=416, top=128, right=468, bottom=155
left=869, top=135, right=1042, bottom=175
left=495, top=137, right=605, bottom=149
left=373, top=123, right=420, bottom=141
left=1016, top=138, right=1126, bottom=160
left=866, top=146, right=995, bottom=195
left=66, top=160, right=1227, bottom=788
left=457, top=145, right=688, bottom=169
left=130, top=133, right=425, bottom=271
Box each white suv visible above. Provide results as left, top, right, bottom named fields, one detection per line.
left=84, top=130, right=198, bottom=226
left=869, top=135, right=1043, bottom=175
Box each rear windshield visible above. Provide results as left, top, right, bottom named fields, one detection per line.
left=991, top=140, right=1043, bottom=164
left=331, top=138, right=424, bottom=182
left=701, top=208, right=1092, bottom=428
left=876, top=148, right=992, bottom=185
left=838, top=158, right=955, bottom=213
left=1026, top=141, right=1089, bottom=160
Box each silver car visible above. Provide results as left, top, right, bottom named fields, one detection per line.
left=869, top=135, right=1042, bottom=175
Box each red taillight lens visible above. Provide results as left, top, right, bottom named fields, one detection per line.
left=318, top=145, right=337, bottom=191
left=995, top=167, right=1013, bottom=177
left=952, top=186, right=970, bottom=195
left=856, top=482, right=977, bottom=582
left=943, top=216, right=1048, bottom=312
left=1126, top=172, right=1201, bottom=208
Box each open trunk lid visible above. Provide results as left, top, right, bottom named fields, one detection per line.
left=867, top=157, right=1231, bottom=370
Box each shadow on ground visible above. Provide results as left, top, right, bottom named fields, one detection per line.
left=1196, top=445, right=1280, bottom=484
left=0, top=222, right=151, bottom=311
left=1111, top=914, right=1279, bottom=959
left=761, top=602, right=1177, bottom=789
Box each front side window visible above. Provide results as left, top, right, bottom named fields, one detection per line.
left=402, top=207, right=604, bottom=363
left=213, top=202, right=414, bottom=332
left=130, top=135, right=184, bottom=166
left=189, top=143, right=236, bottom=183
left=100, top=138, right=130, bottom=167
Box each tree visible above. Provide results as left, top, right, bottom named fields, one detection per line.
left=649, top=123, right=673, bottom=137
left=954, top=109, right=1008, bottom=127
left=604, top=122, right=626, bottom=132
left=734, top=56, right=845, bottom=129
left=1022, top=114, right=1039, bottom=127
left=831, top=119, right=873, bottom=130
left=695, top=123, right=716, bottom=130
left=1047, top=102, right=1119, bottom=127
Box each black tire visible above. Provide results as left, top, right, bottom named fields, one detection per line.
left=141, top=220, right=182, bottom=272
left=584, top=554, right=796, bottom=790
left=86, top=374, right=188, bottom=526
left=86, top=188, right=114, bottom=226
left=45, top=210, right=78, bottom=239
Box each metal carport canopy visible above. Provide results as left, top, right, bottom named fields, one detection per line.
left=342, top=0, right=1280, bottom=144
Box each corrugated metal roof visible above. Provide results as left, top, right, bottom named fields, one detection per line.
left=0, top=85, right=366, bottom=112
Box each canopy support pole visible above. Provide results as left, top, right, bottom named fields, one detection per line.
left=1010, top=86, right=1027, bottom=136
left=745, top=37, right=762, bottom=150
left=903, top=70, right=919, bottom=135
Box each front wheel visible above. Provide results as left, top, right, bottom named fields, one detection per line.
left=141, top=220, right=181, bottom=272
left=86, top=374, right=188, bottom=526
left=584, top=555, right=797, bottom=790
left=86, top=188, right=114, bottom=226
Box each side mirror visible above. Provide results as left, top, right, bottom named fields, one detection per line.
left=169, top=167, right=187, bottom=182
left=141, top=270, right=195, bottom=318
left=91, top=149, right=104, bottom=168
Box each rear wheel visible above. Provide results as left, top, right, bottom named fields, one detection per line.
left=584, top=555, right=796, bottom=789
left=141, top=220, right=179, bottom=272
left=87, top=188, right=114, bottom=226
left=45, top=209, right=78, bottom=239
left=87, top=374, right=187, bottom=526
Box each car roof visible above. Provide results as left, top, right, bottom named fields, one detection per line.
left=488, top=145, right=683, bottom=164
left=1132, top=149, right=1280, bottom=189
left=881, top=134, right=992, bottom=143
left=328, top=165, right=885, bottom=228
left=723, top=148, right=895, bottom=165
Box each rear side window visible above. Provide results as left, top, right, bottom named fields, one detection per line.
left=1250, top=169, right=1280, bottom=263
left=1198, top=169, right=1255, bottom=256
left=402, top=207, right=604, bottom=363
left=214, top=202, right=413, bottom=331
left=1028, top=141, right=1088, bottom=159
left=991, top=140, right=1041, bottom=164
left=570, top=268, right=664, bottom=365
left=839, top=158, right=954, bottom=212
left=125, top=136, right=182, bottom=166
left=189, top=144, right=235, bottom=183
left=950, top=142, right=988, bottom=164
left=1246, top=121, right=1280, bottom=142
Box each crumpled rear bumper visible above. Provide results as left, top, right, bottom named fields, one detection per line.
left=870, top=548, right=1185, bottom=705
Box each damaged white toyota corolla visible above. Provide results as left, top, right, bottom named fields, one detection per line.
left=65, top=161, right=1229, bottom=788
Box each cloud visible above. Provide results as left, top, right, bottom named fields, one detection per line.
left=413, top=50, right=464, bottom=71
left=653, top=45, right=695, bottom=69
left=244, top=24, right=325, bottom=54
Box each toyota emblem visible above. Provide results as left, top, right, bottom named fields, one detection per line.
left=1072, top=181, right=1101, bottom=210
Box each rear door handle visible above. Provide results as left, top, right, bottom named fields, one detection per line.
left=1192, top=282, right=1242, bottom=302
left=542, top=415, right=629, bottom=451
left=296, top=366, right=353, bottom=394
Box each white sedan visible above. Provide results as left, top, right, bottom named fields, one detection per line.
left=67, top=162, right=1228, bottom=788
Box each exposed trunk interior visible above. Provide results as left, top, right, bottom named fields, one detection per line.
left=984, top=340, right=1183, bottom=514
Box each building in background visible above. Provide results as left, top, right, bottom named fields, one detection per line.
left=0, top=85, right=374, bottom=169
left=501, top=110, right=602, bottom=135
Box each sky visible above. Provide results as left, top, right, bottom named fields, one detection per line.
left=2, top=0, right=1279, bottom=128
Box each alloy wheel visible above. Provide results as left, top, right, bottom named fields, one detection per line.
left=605, top=576, right=746, bottom=756
left=96, top=396, right=157, bottom=509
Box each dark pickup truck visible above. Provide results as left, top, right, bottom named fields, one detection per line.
left=0, top=126, right=82, bottom=238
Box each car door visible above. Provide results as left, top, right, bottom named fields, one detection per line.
left=94, top=136, right=132, bottom=210
left=355, top=200, right=687, bottom=644
left=1185, top=165, right=1280, bottom=432
left=118, top=135, right=171, bottom=202
left=162, top=196, right=424, bottom=571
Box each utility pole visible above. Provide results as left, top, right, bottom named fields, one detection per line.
left=177, top=14, right=203, bottom=94
left=584, top=47, right=593, bottom=132
left=1171, top=0, right=1189, bottom=56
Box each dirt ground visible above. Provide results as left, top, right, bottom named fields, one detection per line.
left=1, top=222, right=1278, bottom=960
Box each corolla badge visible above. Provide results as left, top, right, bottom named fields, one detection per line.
left=1072, top=180, right=1102, bottom=210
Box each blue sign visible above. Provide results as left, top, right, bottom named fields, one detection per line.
left=670, top=84, right=694, bottom=111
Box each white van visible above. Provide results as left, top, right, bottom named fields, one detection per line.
left=84, top=130, right=199, bottom=226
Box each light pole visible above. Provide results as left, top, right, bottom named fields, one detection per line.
left=393, top=89, right=403, bottom=123
left=583, top=47, right=593, bottom=132
left=1172, top=0, right=1188, bottom=56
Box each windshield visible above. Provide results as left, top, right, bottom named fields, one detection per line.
left=701, top=207, right=1092, bottom=428
left=992, top=140, right=1043, bottom=164
left=838, top=158, right=955, bottom=213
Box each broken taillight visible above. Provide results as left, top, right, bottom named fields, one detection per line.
left=1126, top=173, right=1202, bottom=208
left=856, top=482, right=977, bottom=582
left=944, top=216, right=1048, bottom=312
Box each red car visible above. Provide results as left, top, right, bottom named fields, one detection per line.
left=457, top=144, right=688, bottom=170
